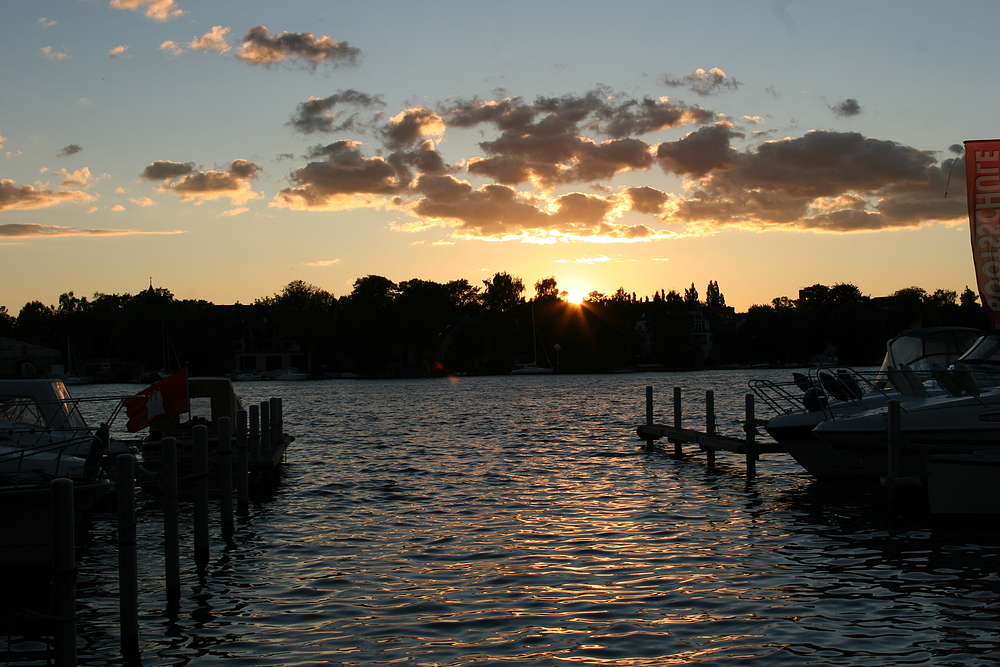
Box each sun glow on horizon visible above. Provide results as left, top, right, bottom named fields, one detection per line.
left=563, top=289, right=587, bottom=305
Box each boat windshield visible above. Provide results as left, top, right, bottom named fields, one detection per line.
left=956, top=332, right=1000, bottom=369
left=879, top=327, right=982, bottom=374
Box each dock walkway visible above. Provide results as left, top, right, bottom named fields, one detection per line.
left=636, top=386, right=785, bottom=478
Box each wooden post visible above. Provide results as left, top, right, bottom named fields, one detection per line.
left=192, top=425, right=210, bottom=564
left=162, top=437, right=180, bottom=602
left=51, top=478, right=77, bottom=667
left=887, top=399, right=901, bottom=482
left=644, top=386, right=655, bottom=451
left=745, top=394, right=757, bottom=479
left=705, top=390, right=716, bottom=466
left=260, top=400, right=271, bottom=464
left=218, top=416, right=234, bottom=536
left=672, top=387, right=683, bottom=457
left=235, top=409, right=249, bottom=517
left=270, top=397, right=282, bottom=450
left=249, top=403, right=261, bottom=490
left=117, top=454, right=140, bottom=663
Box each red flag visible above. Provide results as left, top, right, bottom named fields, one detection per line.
left=966, top=139, right=1000, bottom=329
left=124, top=367, right=189, bottom=432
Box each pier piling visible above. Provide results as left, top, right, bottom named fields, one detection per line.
left=117, top=454, right=140, bottom=663
left=51, top=478, right=77, bottom=667
left=636, top=386, right=782, bottom=478
left=162, top=437, right=180, bottom=602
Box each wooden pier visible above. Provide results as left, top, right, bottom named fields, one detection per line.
left=637, top=386, right=785, bottom=478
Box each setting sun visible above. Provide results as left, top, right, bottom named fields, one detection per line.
left=563, top=289, right=587, bottom=305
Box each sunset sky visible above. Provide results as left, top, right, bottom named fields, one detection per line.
left=1, top=0, right=995, bottom=313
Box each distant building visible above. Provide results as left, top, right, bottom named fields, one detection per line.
left=226, top=305, right=311, bottom=376
left=0, top=337, right=61, bottom=378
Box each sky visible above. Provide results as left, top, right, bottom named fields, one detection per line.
left=1, top=0, right=996, bottom=313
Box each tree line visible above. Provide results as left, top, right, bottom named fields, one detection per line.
left=0, top=276, right=989, bottom=379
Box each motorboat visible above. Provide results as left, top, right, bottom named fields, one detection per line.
left=271, top=368, right=308, bottom=381
left=0, top=379, right=132, bottom=462
left=926, top=450, right=1000, bottom=516
left=138, top=376, right=293, bottom=477
left=811, top=331, right=1000, bottom=478
left=751, top=327, right=982, bottom=480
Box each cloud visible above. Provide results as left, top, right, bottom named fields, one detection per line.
left=235, top=26, right=361, bottom=67
left=831, top=98, right=862, bottom=117
left=662, top=68, right=741, bottom=96
left=272, top=141, right=403, bottom=210
left=0, top=179, right=95, bottom=211
left=108, top=45, right=130, bottom=58
left=41, top=46, right=69, bottom=61
left=383, top=108, right=446, bottom=150
left=129, top=197, right=155, bottom=206
left=288, top=90, right=384, bottom=134
left=190, top=26, right=230, bottom=53
left=0, top=223, right=181, bottom=237
left=655, top=122, right=743, bottom=178
left=304, top=259, right=341, bottom=267
left=159, top=40, right=184, bottom=56
left=54, top=167, right=102, bottom=189
left=143, top=159, right=262, bottom=204
left=58, top=144, right=83, bottom=157
left=671, top=130, right=963, bottom=231
left=108, top=0, right=184, bottom=21
left=37, top=18, right=57, bottom=27
left=141, top=160, right=195, bottom=180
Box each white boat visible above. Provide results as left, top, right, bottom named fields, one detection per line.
left=811, top=331, right=1000, bottom=478
left=926, top=450, right=1000, bottom=516
left=271, top=368, right=309, bottom=381
left=752, top=327, right=981, bottom=480
left=511, top=303, right=554, bottom=375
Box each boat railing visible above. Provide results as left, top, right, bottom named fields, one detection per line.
left=750, top=366, right=902, bottom=420
left=0, top=434, right=98, bottom=488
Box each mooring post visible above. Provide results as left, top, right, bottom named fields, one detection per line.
left=270, top=397, right=282, bottom=450
left=673, top=387, right=683, bottom=457
left=745, top=394, right=757, bottom=479
left=644, top=386, right=655, bottom=451
left=117, top=454, right=140, bottom=663
left=235, top=409, right=249, bottom=517
left=249, top=403, right=261, bottom=490
left=260, top=400, right=271, bottom=464
left=192, top=425, right=210, bottom=564
left=886, top=399, right=901, bottom=483
left=162, top=437, right=180, bottom=602
left=705, top=390, right=716, bottom=466
left=51, top=478, right=77, bottom=667
left=218, top=416, right=234, bottom=537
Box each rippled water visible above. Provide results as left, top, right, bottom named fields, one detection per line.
left=18, top=372, right=1000, bottom=664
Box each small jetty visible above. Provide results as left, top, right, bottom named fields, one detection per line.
left=636, top=386, right=785, bottom=478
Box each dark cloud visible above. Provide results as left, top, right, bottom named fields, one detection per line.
left=289, top=90, right=384, bottom=134
left=831, top=98, right=862, bottom=117
left=626, top=186, right=670, bottom=215
left=274, top=141, right=402, bottom=209
left=382, top=108, right=446, bottom=150
left=236, top=26, right=361, bottom=67
left=144, top=159, right=261, bottom=204
left=0, top=179, right=94, bottom=211
left=440, top=91, right=707, bottom=189
left=656, top=123, right=744, bottom=178
left=671, top=130, right=964, bottom=230
left=58, top=144, right=82, bottom=157
left=141, top=160, right=196, bottom=180
left=662, top=68, right=741, bottom=96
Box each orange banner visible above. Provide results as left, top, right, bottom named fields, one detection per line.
left=966, top=139, right=1000, bottom=329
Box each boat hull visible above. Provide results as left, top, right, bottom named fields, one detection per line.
left=0, top=479, right=112, bottom=569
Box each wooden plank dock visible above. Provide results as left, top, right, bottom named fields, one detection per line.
left=636, top=386, right=785, bottom=478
